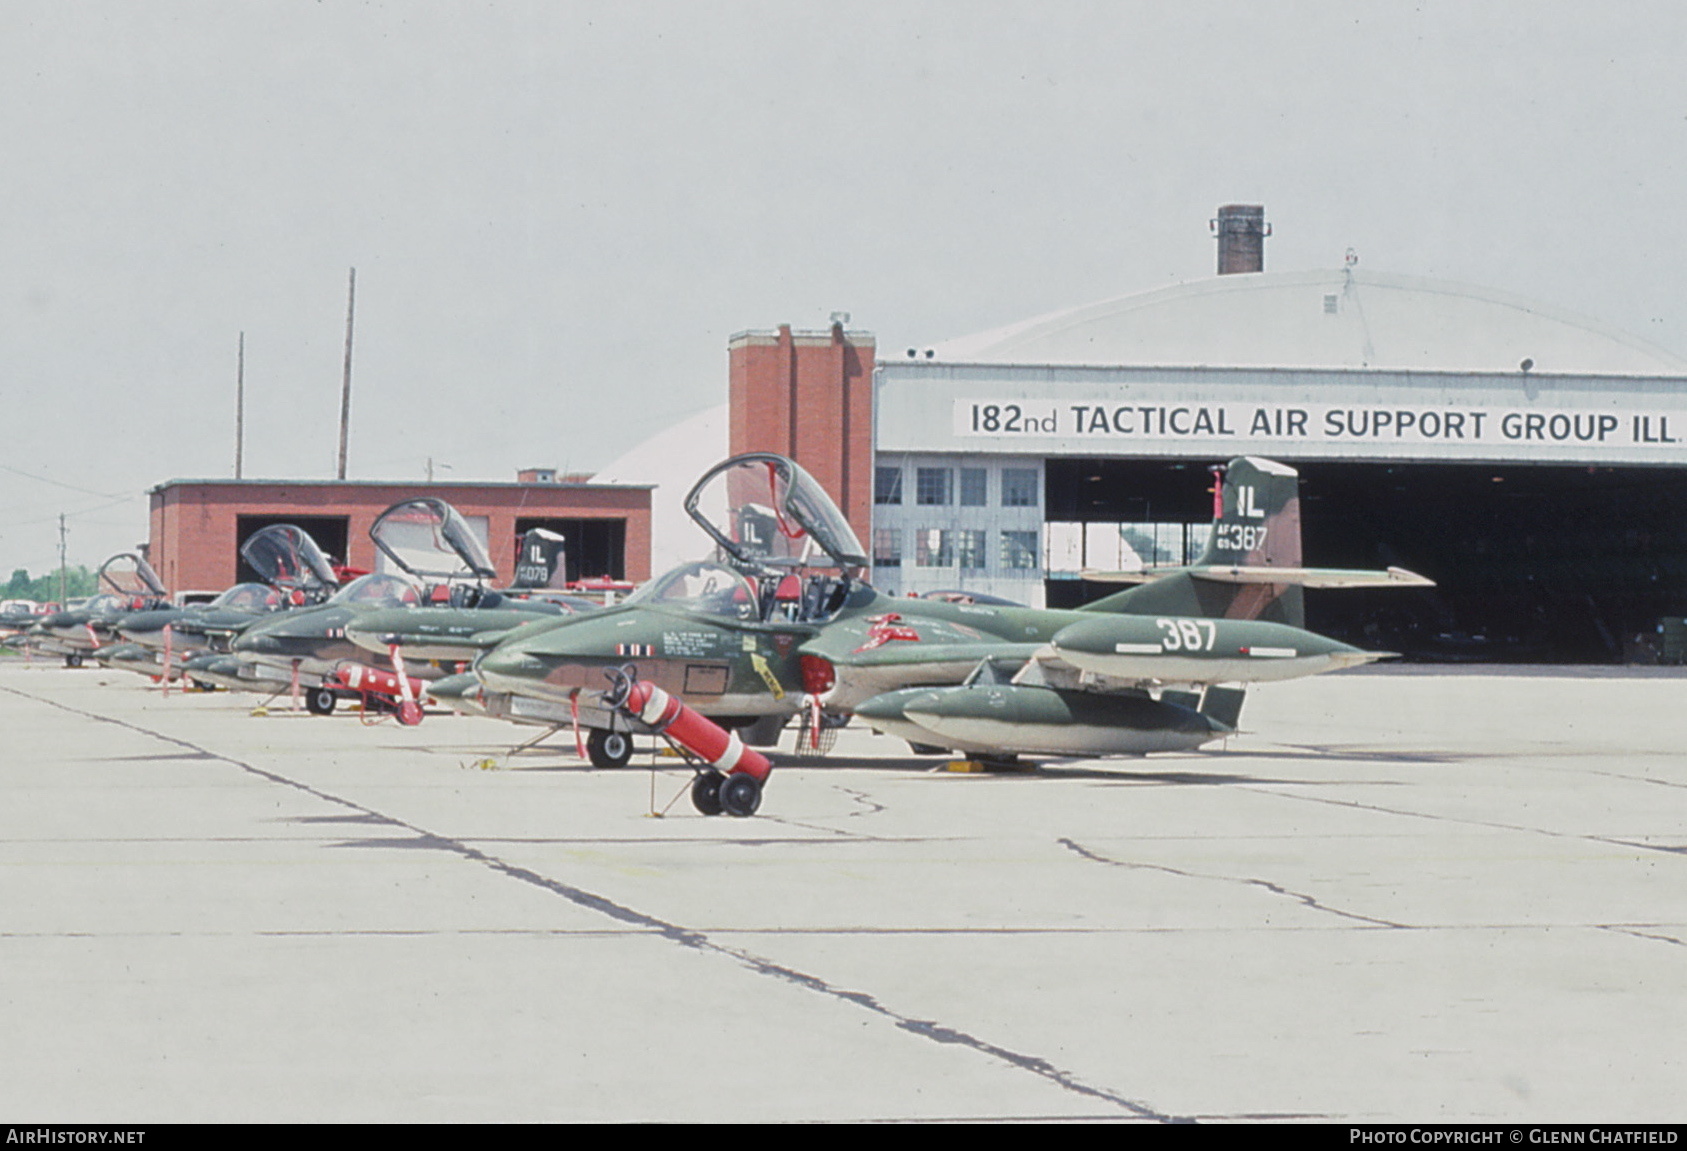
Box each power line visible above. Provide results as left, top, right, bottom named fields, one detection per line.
left=0, top=464, right=129, bottom=501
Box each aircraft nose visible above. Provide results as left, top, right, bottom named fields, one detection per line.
left=473, top=646, right=548, bottom=686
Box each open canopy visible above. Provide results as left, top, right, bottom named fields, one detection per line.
left=683, top=453, right=867, bottom=571
left=369, top=497, right=497, bottom=581
left=97, top=553, right=166, bottom=599
left=240, top=524, right=340, bottom=592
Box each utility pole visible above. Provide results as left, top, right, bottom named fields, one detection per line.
left=337, top=267, right=356, bottom=480
left=235, top=331, right=245, bottom=479
left=57, top=514, right=67, bottom=606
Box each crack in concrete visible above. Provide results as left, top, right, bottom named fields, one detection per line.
left=1058, top=837, right=1407, bottom=929
left=2, top=682, right=1179, bottom=1122
left=1597, top=924, right=1687, bottom=948
left=1243, top=785, right=1687, bottom=862
left=833, top=784, right=889, bottom=817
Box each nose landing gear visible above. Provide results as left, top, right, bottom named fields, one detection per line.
left=586, top=727, right=634, bottom=770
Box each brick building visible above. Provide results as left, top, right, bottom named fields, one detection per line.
left=148, top=477, right=651, bottom=595
left=728, top=323, right=876, bottom=549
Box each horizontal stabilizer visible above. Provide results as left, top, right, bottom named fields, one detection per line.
left=1077, top=568, right=1167, bottom=585
left=1078, top=564, right=1433, bottom=589
left=1189, top=564, right=1434, bottom=589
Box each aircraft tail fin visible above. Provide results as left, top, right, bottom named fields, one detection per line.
left=1080, top=457, right=1307, bottom=625
left=512, top=528, right=569, bottom=589
left=1076, top=457, right=1433, bottom=625
left=1191, top=456, right=1302, bottom=570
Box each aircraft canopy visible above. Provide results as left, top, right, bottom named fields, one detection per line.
left=684, top=453, right=867, bottom=571
left=241, top=524, right=340, bottom=591
left=370, top=497, right=497, bottom=581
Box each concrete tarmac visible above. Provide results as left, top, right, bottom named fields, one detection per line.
left=0, top=660, right=1683, bottom=1123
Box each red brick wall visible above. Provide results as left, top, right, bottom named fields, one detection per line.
left=148, top=481, right=652, bottom=593
left=728, top=324, right=875, bottom=550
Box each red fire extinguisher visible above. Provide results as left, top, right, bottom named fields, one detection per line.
left=603, top=665, right=770, bottom=817
left=335, top=660, right=427, bottom=725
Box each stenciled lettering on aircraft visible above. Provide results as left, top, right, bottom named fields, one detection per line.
left=661, top=631, right=718, bottom=657
left=951, top=400, right=1685, bottom=448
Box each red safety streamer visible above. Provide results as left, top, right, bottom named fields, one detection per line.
left=570, top=689, right=587, bottom=760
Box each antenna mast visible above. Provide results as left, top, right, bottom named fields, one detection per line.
left=337, top=267, right=356, bottom=480
left=235, top=331, right=245, bottom=479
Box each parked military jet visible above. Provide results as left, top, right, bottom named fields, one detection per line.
left=229, top=498, right=583, bottom=719
left=18, top=553, right=171, bottom=666
left=340, top=526, right=598, bottom=666
left=467, top=453, right=1432, bottom=777
left=97, top=524, right=344, bottom=684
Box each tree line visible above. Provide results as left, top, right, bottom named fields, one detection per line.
left=4, top=567, right=97, bottom=604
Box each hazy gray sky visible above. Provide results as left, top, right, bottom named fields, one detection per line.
left=4, top=1, right=1686, bottom=572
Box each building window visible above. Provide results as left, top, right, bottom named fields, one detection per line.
left=874, top=466, right=903, bottom=506
left=1001, top=468, right=1039, bottom=507
left=914, top=529, right=953, bottom=567
left=916, top=467, right=952, bottom=506
left=960, top=468, right=988, bottom=507
left=1001, top=530, right=1039, bottom=570
left=956, top=529, right=986, bottom=570
left=873, top=528, right=901, bottom=568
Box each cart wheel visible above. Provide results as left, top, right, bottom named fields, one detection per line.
left=719, top=773, right=762, bottom=818
left=691, top=770, right=725, bottom=815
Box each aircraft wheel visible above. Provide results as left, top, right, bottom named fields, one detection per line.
left=719, top=772, right=762, bottom=818
left=691, top=770, right=725, bottom=816
left=395, top=700, right=424, bottom=726
left=305, top=687, right=337, bottom=716
left=65, top=654, right=83, bottom=669
left=907, top=741, right=948, bottom=755
left=586, top=728, right=633, bottom=769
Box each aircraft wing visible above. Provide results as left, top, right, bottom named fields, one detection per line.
left=816, top=638, right=1047, bottom=669
left=797, top=615, right=1045, bottom=709
left=344, top=608, right=576, bottom=663
left=797, top=607, right=1041, bottom=667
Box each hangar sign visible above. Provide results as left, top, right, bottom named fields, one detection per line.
left=953, top=400, right=1686, bottom=453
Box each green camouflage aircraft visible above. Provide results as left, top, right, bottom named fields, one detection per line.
left=95, top=524, right=343, bottom=684
left=9, top=553, right=171, bottom=667
left=456, top=453, right=1432, bottom=783
left=228, top=498, right=587, bottom=718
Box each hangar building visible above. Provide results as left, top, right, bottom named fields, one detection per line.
left=725, top=207, right=1687, bottom=662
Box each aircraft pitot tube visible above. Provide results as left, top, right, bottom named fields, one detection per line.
left=602, top=665, right=771, bottom=818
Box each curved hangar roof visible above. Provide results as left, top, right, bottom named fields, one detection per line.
left=930, top=268, right=1687, bottom=375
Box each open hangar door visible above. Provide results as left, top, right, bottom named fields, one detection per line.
left=514, top=518, right=627, bottom=583
left=1043, top=459, right=1687, bottom=663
